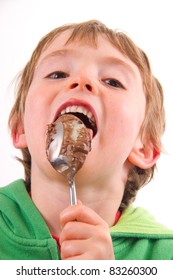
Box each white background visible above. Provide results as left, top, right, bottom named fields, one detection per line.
left=0, top=0, right=173, bottom=229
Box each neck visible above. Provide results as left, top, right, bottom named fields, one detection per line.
left=31, top=172, right=124, bottom=236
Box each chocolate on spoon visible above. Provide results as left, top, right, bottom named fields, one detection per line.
left=46, top=114, right=92, bottom=205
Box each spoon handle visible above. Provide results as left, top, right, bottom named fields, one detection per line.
left=68, top=178, right=77, bottom=205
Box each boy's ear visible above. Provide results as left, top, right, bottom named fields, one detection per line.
left=12, top=121, right=27, bottom=149
left=128, top=137, right=160, bottom=169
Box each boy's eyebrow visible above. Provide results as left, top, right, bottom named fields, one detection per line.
left=38, top=49, right=74, bottom=66
left=101, top=56, right=137, bottom=77
left=38, top=49, right=137, bottom=77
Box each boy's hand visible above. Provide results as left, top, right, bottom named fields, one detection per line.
left=59, top=201, right=115, bottom=260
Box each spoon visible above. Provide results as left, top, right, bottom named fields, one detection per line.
left=46, top=114, right=92, bottom=205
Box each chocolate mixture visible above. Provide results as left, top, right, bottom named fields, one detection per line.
left=46, top=114, right=91, bottom=172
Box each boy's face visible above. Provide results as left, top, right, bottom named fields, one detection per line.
left=16, top=31, right=148, bottom=186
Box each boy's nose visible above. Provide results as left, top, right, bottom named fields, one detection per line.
left=67, top=75, right=98, bottom=95
left=70, top=82, right=92, bottom=92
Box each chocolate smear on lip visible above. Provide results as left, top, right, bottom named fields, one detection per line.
left=46, top=114, right=92, bottom=172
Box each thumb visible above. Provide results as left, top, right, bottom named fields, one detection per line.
left=77, top=199, right=83, bottom=205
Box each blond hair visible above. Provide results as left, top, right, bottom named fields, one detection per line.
left=8, top=20, right=165, bottom=210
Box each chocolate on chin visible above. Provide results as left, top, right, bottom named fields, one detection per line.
left=46, top=114, right=92, bottom=172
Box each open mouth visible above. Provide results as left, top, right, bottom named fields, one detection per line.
left=57, top=105, right=97, bottom=137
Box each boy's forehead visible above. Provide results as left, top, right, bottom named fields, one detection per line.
left=37, top=30, right=140, bottom=75
left=38, top=30, right=72, bottom=61
left=39, top=30, right=118, bottom=58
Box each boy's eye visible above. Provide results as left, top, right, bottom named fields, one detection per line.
left=46, top=71, right=69, bottom=79
left=103, top=78, right=124, bottom=89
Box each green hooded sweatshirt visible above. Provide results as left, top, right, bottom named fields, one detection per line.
left=0, top=179, right=173, bottom=260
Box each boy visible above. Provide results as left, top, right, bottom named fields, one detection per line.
left=0, top=19, right=173, bottom=260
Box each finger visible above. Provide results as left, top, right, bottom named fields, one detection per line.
left=61, top=236, right=114, bottom=260
left=60, top=221, right=96, bottom=243
left=61, top=239, right=89, bottom=260
left=60, top=203, right=107, bottom=228
left=62, top=253, right=92, bottom=260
